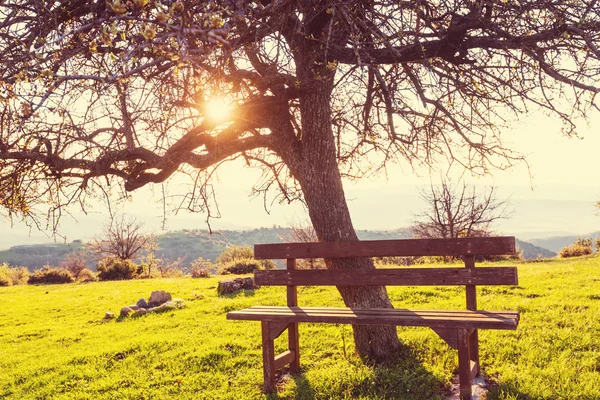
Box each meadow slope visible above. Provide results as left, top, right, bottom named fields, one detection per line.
left=0, top=257, right=599, bottom=399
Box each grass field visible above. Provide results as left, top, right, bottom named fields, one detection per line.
left=1, top=257, right=599, bottom=399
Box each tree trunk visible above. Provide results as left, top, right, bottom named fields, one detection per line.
left=288, top=72, right=400, bottom=361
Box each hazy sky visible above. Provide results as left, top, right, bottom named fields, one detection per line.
left=1, top=111, right=599, bottom=246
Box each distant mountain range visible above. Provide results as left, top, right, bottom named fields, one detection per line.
left=0, top=227, right=560, bottom=271
left=529, top=231, right=600, bottom=253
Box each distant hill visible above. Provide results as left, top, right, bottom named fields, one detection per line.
left=0, top=242, right=86, bottom=270
left=0, top=228, right=413, bottom=271
left=529, top=231, right=600, bottom=253
left=0, top=228, right=556, bottom=270
left=515, top=239, right=556, bottom=259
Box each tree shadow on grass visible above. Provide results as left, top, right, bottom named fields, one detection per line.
left=280, top=342, right=446, bottom=400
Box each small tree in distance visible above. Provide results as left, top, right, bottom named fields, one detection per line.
left=60, top=253, right=88, bottom=279
left=411, top=182, right=511, bottom=239
left=89, top=216, right=153, bottom=261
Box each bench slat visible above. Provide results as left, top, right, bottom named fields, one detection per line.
left=227, top=306, right=519, bottom=330
left=254, top=237, right=516, bottom=259
left=246, top=306, right=519, bottom=319
left=255, top=267, right=518, bottom=286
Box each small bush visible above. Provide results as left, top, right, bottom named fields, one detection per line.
left=190, top=257, right=213, bottom=278
left=96, top=257, right=138, bottom=281
left=28, top=266, right=74, bottom=285
left=77, top=268, right=97, bottom=282
left=216, top=246, right=254, bottom=265
left=191, top=267, right=210, bottom=278
left=0, top=263, right=30, bottom=286
left=559, top=238, right=594, bottom=258
left=220, top=259, right=275, bottom=275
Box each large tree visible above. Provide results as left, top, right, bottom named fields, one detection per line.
left=1, top=0, right=599, bottom=360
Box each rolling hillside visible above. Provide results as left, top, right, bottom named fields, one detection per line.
left=0, top=227, right=555, bottom=270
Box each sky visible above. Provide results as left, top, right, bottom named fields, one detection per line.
left=1, top=110, right=599, bottom=248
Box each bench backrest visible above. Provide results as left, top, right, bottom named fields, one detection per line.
left=254, top=237, right=516, bottom=259
left=253, top=236, right=518, bottom=310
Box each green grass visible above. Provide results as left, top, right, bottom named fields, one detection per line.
left=1, top=257, right=599, bottom=399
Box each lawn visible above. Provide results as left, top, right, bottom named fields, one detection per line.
left=1, top=257, right=599, bottom=399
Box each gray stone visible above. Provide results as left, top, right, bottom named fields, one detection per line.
left=128, top=305, right=140, bottom=311
left=134, top=308, right=148, bottom=316
left=217, top=277, right=258, bottom=295
left=120, top=306, right=133, bottom=317
left=148, top=290, right=172, bottom=307
left=104, top=312, right=115, bottom=319
left=136, top=298, right=149, bottom=309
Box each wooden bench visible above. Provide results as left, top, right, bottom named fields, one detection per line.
left=227, top=237, right=520, bottom=400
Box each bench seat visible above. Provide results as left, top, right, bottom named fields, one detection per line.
left=227, top=306, right=519, bottom=330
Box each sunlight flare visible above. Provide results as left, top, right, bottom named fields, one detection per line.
left=204, top=98, right=231, bottom=123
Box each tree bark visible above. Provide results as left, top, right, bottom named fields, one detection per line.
left=287, top=69, right=400, bottom=361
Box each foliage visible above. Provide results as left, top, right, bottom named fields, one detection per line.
left=96, top=257, right=138, bottom=281
left=559, top=238, right=594, bottom=258
left=60, top=253, right=88, bottom=279
left=190, top=257, right=214, bottom=278
left=89, top=216, right=154, bottom=261
left=77, top=268, right=97, bottom=283
left=215, top=246, right=254, bottom=266
left=0, top=263, right=29, bottom=286
left=220, top=259, right=275, bottom=275
left=215, top=246, right=275, bottom=274
left=27, top=266, right=74, bottom=285
left=0, top=258, right=599, bottom=399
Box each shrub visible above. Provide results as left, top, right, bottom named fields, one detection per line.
left=77, top=268, right=97, bottom=282
left=28, top=266, right=74, bottom=285
left=61, top=253, right=88, bottom=279
left=220, top=259, right=275, bottom=275
left=216, top=246, right=254, bottom=265
left=191, top=267, right=210, bottom=278
left=559, top=238, right=594, bottom=258
left=0, top=263, right=30, bottom=286
left=190, top=257, right=213, bottom=278
left=96, top=257, right=138, bottom=281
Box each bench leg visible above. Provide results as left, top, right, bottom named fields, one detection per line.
left=288, top=322, right=300, bottom=373
left=457, top=329, right=472, bottom=400
left=470, top=329, right=480, bottom=378
left=261, top=321, right=276, bottom=393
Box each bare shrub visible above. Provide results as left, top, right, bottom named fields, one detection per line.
left=279, top=222, right=325, bottom=269
left=61, top=253, right=88, bottom=279
left=559, top=238, right=594, bottom=258
left=89, top=215, right=154, bottom=261
left=28, top=266, right=74, bottom=285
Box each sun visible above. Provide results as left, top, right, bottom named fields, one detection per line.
left=204, top=98, right=231, bottom=123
